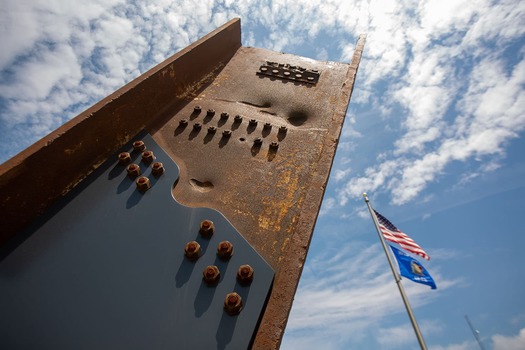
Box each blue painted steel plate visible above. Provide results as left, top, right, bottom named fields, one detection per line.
left=0, top=132, right=274, bottom=350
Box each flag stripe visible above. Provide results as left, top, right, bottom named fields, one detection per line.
left=374, top=209, right=430, bottom=260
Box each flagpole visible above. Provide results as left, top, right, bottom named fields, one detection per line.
left=465, top=315, right=487, bottom=350
left=363, top=193, right=428, bottom=350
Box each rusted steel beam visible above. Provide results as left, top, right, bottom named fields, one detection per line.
left=0, top=19, right=365, bottom=349
left=0, top=19, right=241, bottom=245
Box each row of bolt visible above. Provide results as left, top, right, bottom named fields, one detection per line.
left=259, top=66, right=316, bottom=81
left=118, top=140, right=165, bottom=192
left=186, top=219, right=253, bottom=315
left=179, top=106, right=286, bottom=149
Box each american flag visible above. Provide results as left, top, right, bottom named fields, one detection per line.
left=373, top=209, right=430, bottom=260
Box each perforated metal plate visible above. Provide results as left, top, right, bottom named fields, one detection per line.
left=0, top=132, right=274, bottom=350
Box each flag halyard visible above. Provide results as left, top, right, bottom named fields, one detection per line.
left=373, top=209, right=430, bottom=260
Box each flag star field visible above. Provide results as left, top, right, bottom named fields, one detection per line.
left=1, top=1, right=524, bottom=349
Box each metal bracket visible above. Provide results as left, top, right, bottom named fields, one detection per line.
left=0, top=132, right=274, bottom=350
left=256, top=61, right=320, bottom=84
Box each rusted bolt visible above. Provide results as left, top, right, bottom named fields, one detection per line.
left=179, top=119, right=188, bottom=126
left=141, top=150, right=155, bottom=163
left=224, top=292, right=242, bottom=315
left=126, top=163, right=141, bottom=178
left=133, top=140, right=146, bottom=152
left=208, top=126, right=217, bottom=134
left=203, top=265, right=221, bottom=286
left=279, top=126, right=288, bottom=134
left=222, top=130, right=232, bottom=138
left=270, top=142, right=279, bottom=150
left=253, top=138, right=263, bottom=146
left=220, top=112, right=229, bottom=119
left=193, top=106, right=201, bottom=113
left=199, top=220, right=215, bottom=238
left=206, top=109, right=215, bottom=117
left=249, top=119, right=257, bottom=126
left=263, top=122, right=272, bottom=130
left=136, top=176, right=151, bottom=192
left=184, top=241, right=201, bottom=261
left=151, top=162, right=165, bottom=176
left=236, top=264, right=254, bottom=284
left=118, top=152, right=131, bottom=164
left=217, top=241, right=234, bottom=260
left=193, top=122, right=202, bottom=130
left=234, top=115, right=242, bottom=123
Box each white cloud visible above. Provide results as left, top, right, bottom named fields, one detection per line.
left=492, top=328, right=525, bottom=350
left=429, top=341, right=476, bottom=350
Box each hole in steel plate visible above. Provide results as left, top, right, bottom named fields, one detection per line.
left=189, top=179, right=214, bottom=192
left=287, top=110, right=308, bottom=126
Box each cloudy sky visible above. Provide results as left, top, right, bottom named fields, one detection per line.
left=1, top=0, right=524, bottom=349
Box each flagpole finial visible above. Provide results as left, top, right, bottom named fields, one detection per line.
left=363, top=193, right=369, bottom=202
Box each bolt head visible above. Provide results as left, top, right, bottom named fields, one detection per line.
left=270, top=142, right=279, bottom=149
left=133, top=140, right=146, bottom=152
left=206, top=109, right=215, bottom=117
left=199, top=220, right=215, bottom=238
left=141, top=151, right=155, bottom=163
left=220, top=112, right=229, bottom=119
left=179, top=119, right=188, bottom=126
left=236, top=264, right=254, bottom=284
left=249, top=119, right=257, bottom=126
left=222, top=130, right=232, bottom=137
left=151, top=162, right=165, bottom=176
left=224, top=292, right=242, bottom=315
left=217, top=241, right=234, bottom=260
left=208, top=126, right=217, bottom=133
left=234, top=115, right=242, bottom=123
left=202, top=265, right=220, bottom=286
left=193, top=106, right=202, bottom=113
left=118, top=152, right=131, bottom=164
left=193, top=122, right=202, bottom=130
left=184, top=241, right=201, bottom=261
left=126, top=163, right=141, bottom=178
left=136, top=176, right=151, bottom=192
left=264, top=122, right=272, bottom=129
left=254, top=138, right=263, bottom=146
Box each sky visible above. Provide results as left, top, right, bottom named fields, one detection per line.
left=1, top=0, right=524, bottom=349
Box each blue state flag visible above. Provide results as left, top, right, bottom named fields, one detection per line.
left=390, top=245, right=437, bottom=289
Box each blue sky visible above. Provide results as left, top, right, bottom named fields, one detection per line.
left=1, top=1, right=524, bottom=349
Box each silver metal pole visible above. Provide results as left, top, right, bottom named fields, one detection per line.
left=465, top=315, right=486, bottom=350
left=363, top=193, right=428, bottom=350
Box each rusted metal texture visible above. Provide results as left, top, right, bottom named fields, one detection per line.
left=0, top=17, right=365, bottom=349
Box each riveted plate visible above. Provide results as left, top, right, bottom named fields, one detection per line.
left=0, top=132, right=274, bottom=350
left=256, top=61, right=320, bottom=84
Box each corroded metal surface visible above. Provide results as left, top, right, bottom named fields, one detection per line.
left=154, top=38, right=366, bottom=348
left=0, top=18, right=365, bottom=349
